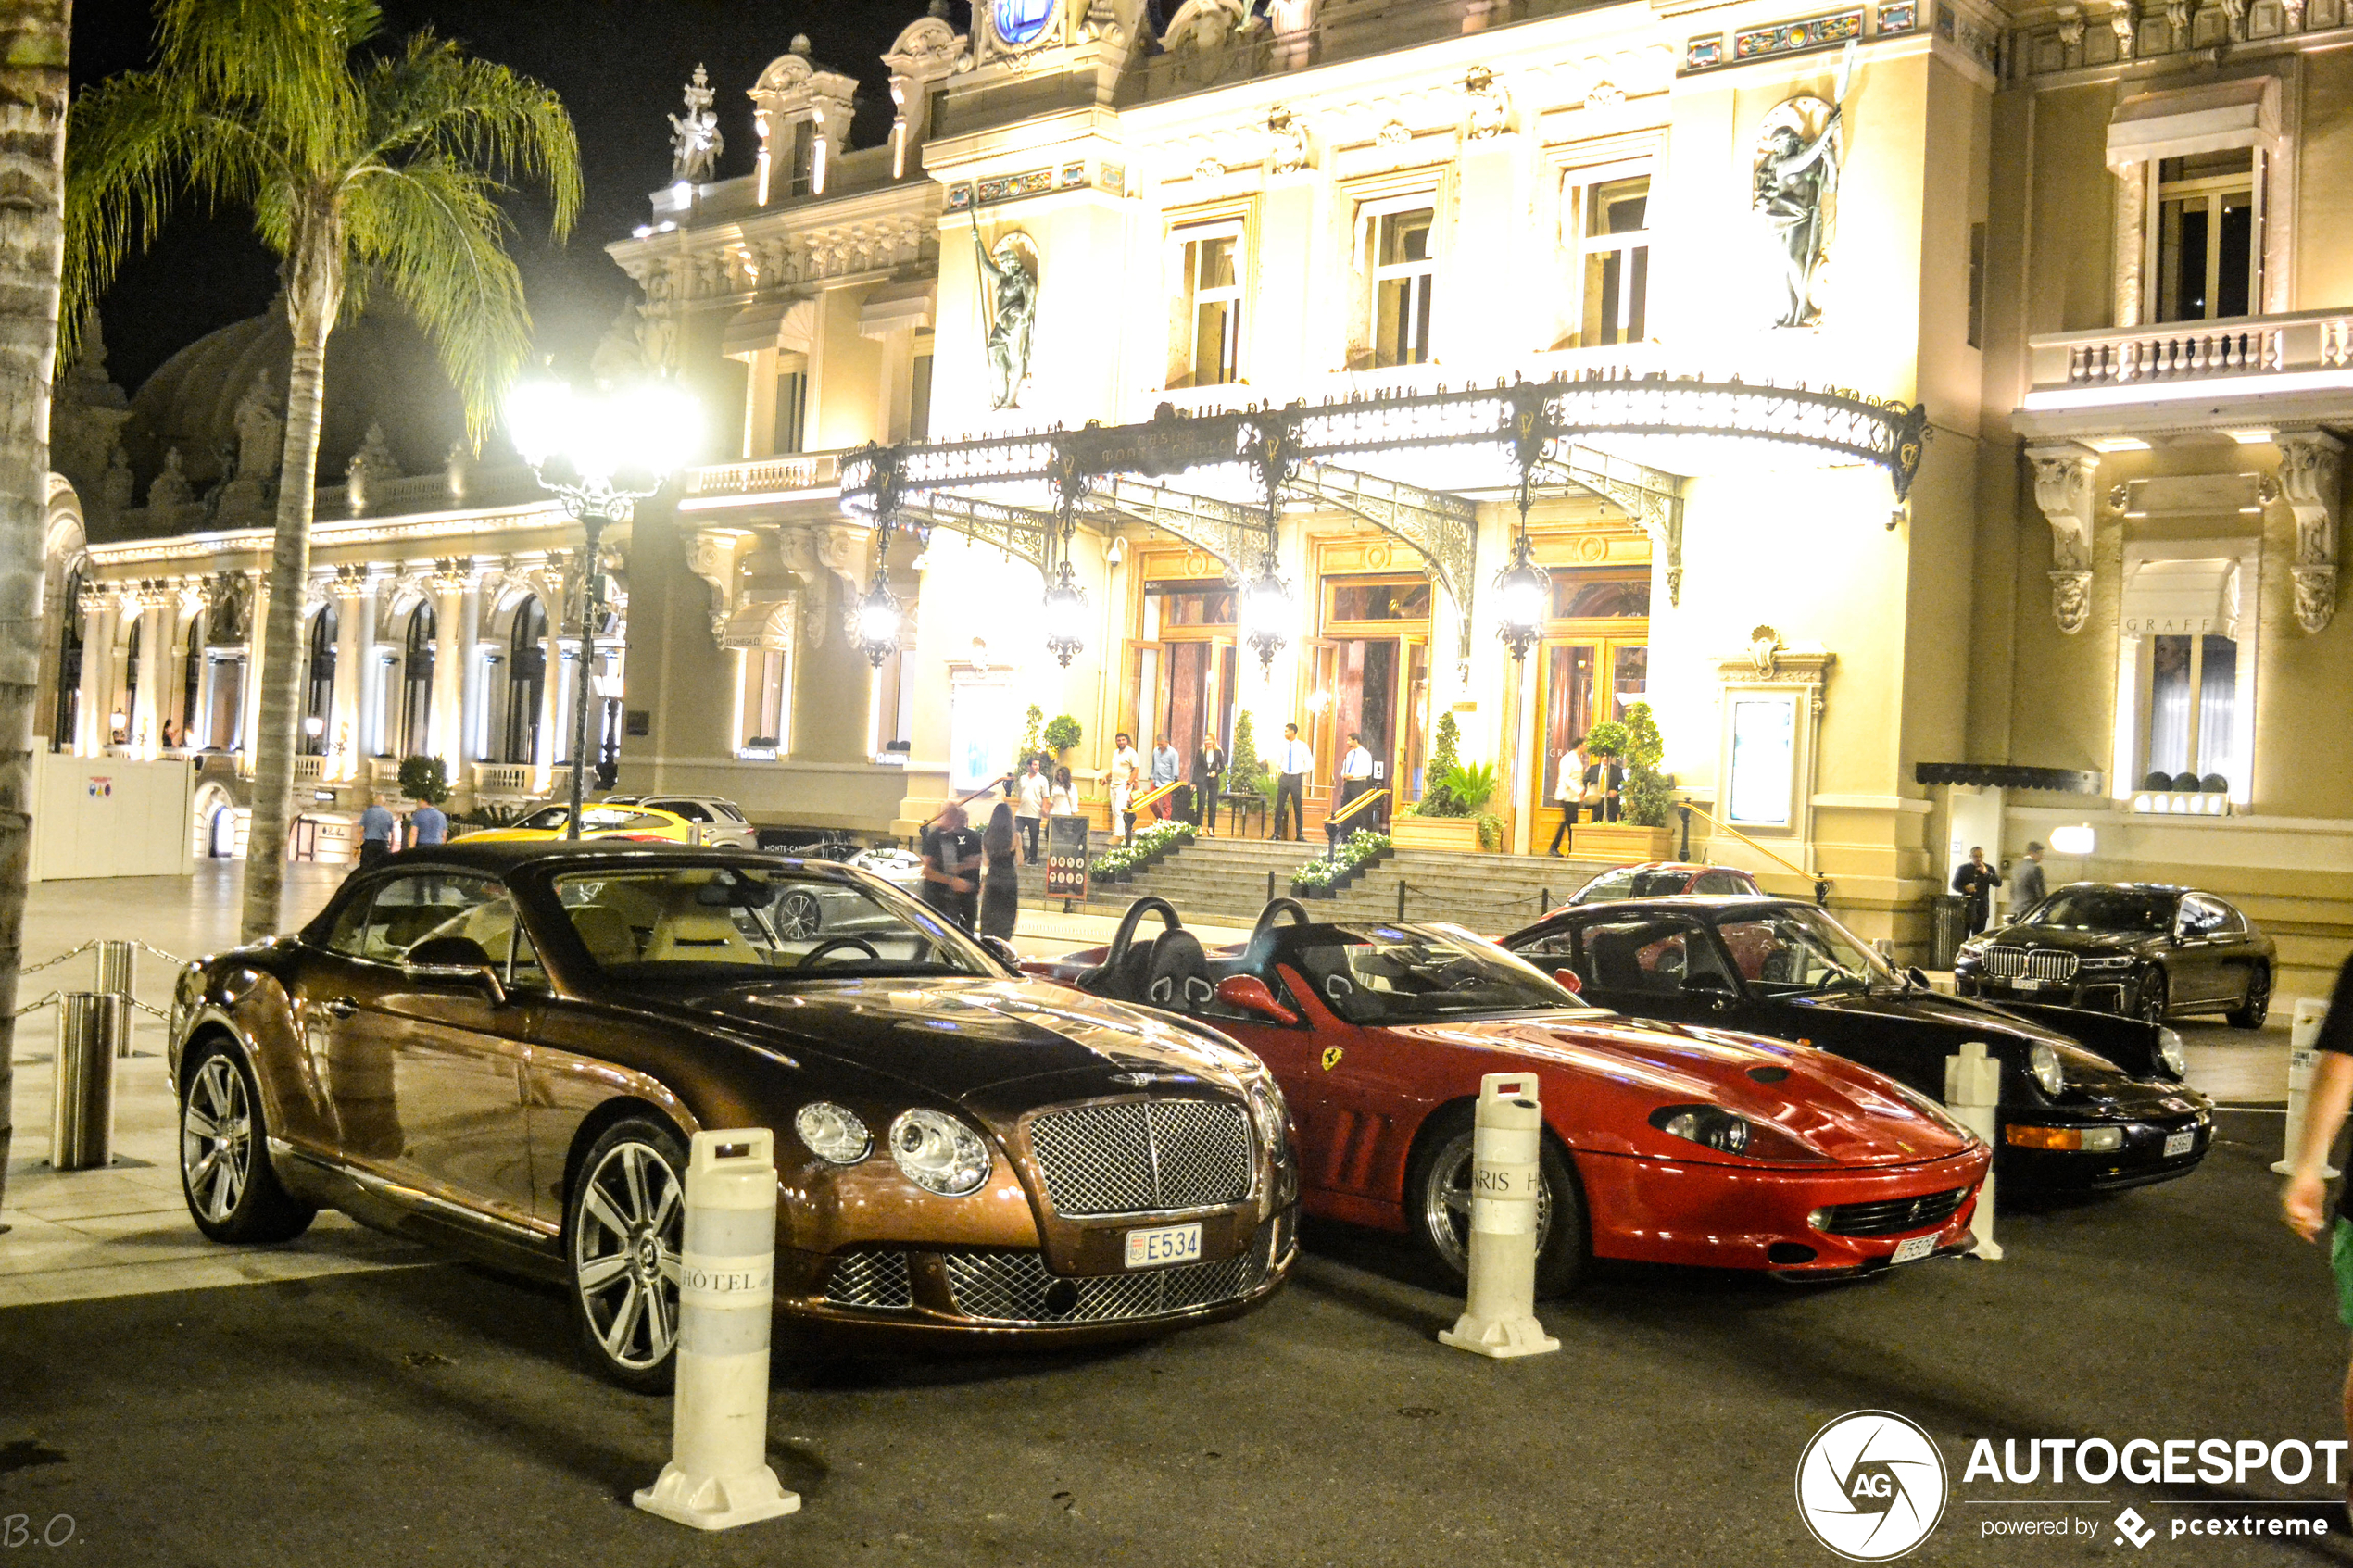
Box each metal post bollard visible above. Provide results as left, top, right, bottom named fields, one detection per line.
left=1439, top=1073, right=1561, bottom=1360
left=93, top=939, right=135, bottom=1057
left=1944, top=1041, right=2003, bottom=1261
left=50, top=993, right=125, bottom=1172
left=2272, top=998, right=2341, bottom=1178
left=635, top=1128, right=801, bottom=1532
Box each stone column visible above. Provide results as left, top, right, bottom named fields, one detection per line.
left=457, top=582, right=484, bottom=767
left=74, top=593, right=110, bottom=757
left=237, top=571, right=269, bottom=766
left=430, top=560, right=472, bottom=776
left=2111, top=161, right=2146, bottom=331
left=330, top=574, right=369, bottom=781
left=131, top=596, right=168, bottom=758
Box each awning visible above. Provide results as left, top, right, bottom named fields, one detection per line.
left=2121, top=556, right=2240, bottom=637
left=2108, top=77, right=2277, bottom=169
left=720, top=585, right=799, bottom=650
left=858, top=279, right=936, bottom=338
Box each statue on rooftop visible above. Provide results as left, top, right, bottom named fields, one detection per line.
left=669, top=64, right=724, bottom=184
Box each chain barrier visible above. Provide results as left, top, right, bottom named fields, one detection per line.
left=11, top=989, right=60, bottom=1021
left=18, top=940, right=96, bottom=975
left=7, top=938, right=189, bottom=1022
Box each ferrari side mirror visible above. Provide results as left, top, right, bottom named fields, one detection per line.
left=1214, top=974, right=1299, bottom=1026
left=1552, top=967, right=1583, bottom=996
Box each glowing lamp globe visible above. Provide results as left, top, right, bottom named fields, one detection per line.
left=853, top=583, right=903, bottom=668
left=1492, top=537, right=1552, bottom=662
left=1239, top=568, right=1294, bottom=671
left=1041, top=570, right=1088, bottom=667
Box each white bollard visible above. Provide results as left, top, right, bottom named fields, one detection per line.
left=1944, top=1041, right=2004, bottom=1262
left=2271, top=997, right=2341, bottom=1179
left=634, top=1128, right=801, bottom=1532
left=1439, top=1073, right=1561, bottom=1360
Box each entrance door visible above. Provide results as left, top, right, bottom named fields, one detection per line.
left=1530, top=637, right=1648, bottom=834
left=1321, top=638, right=1400, bottom=827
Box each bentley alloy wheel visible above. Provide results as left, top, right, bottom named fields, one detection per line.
left=178, top=1043, right=315, bottom=1244
left=568, top=1120, right=687, bottom=1390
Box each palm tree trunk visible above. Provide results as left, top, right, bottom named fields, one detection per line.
left=239, top=225, right=340, bottom=943
left=0, top=0, right=72, bottom=1212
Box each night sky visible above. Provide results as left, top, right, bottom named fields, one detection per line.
left=67, top=0, right=956, bottom=392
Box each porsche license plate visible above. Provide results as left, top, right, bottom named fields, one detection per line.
left=1125, top=1223, right=1202, bottom=1270
left=1891, top=1234, right=1937, bottom=1265
left=2163, top=1130, right=2196, bottom=1158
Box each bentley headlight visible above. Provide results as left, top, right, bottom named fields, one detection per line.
left=2029, top=1042, right=2066, bottom=1098
left=795, top=1101, right=871, bottom=1164
left=2157, top=1027, right=2187, bottom=1079
left=1247, top=1080, right=1290, bottom=1162
left=888, top=1108, right=991, bottom=1196
left=1648, top=1104, right=1752, bottom=1154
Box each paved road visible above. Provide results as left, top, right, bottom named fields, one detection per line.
left=1, top=1110, right=2345, bottom=1567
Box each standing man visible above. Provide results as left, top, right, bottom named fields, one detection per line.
left=410, top=797, right=448, bottom=848
left=1013, top=758, right=1050, bottom=864
left=1110, top=732, right=1142, bottom=844
left=2013, top=841, right=2048, bottom=915
left=1273, top=722, right=1311, bottom=841
left=1190, top=731, right=1226, bottom=834
left=1951, top=846, right=2002, bottom=936
left=920, top=803, right=983, bottom=932
left=1338, top=732, right=1374, bottom=819
left=358, top=799, right=396, bottom=867
left=1149, top=735, right=1182, bottom=821
left=1582, top=743, right=1625, bottom=824
left=1547, top=734, right=1586, bottom=856
left=2280, top=954, right=2353, bottom=1506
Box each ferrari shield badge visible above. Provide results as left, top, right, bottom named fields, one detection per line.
left=1319, top=1046, right=1343, bottom=1072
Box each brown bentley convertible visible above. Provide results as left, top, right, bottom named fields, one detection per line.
left=169, top=843, right=1298, bottom=1387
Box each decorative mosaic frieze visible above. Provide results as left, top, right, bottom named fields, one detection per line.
left=1734, top=9, right=1864, bottom=60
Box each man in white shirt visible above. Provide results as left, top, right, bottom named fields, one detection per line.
left=1338, top=732, right=1375, bottom=821
left=1013, top=758, right=1051, bottom=863
left=1110, top=732, right=1141, bottom=843
left=1273, top=722, right=1311, bottom=840
left=1149, top=738, right=1181, bottom=820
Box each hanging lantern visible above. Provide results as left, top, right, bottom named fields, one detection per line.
left=1239, top=563, right=1294, bottom=673
left=852, top=577, right=902, bottom=668
left=1493, top=532, right=1552, bottom=663
left=1040, top=562, right=1088, bottom=668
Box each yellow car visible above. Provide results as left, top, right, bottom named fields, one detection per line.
left=460, top=804, right=701, bottom=844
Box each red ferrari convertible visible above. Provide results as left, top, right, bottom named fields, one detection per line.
left=1034, top=900, right=1989, bottom=1291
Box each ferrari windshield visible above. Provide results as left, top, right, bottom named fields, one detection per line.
left=1289, top=926, right=1585, bottom=1025
left=1707, top=905, right=1896, bottom=997
left=550, top=865, right=992, bottom=980
left=2017, top=888, right=2175, bottom=932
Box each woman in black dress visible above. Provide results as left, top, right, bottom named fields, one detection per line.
left=980, top=801, right=1020, bottom=940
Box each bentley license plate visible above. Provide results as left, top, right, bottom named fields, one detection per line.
left=1891, top=1234, right=1937, bottom=1265
left=1125, top=1222, right=1202, bottom=1270
left=2164, top=1130, right=2196, bottom=1158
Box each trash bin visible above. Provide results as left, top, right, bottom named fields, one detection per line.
left=50, top=992, right=125, bottom=1172
left=1929, top=895, right=1969, bottom=971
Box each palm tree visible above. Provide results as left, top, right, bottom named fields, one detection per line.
left=0, top=0, right=72, bottom=1214
left=66, top=0, right=581, bottom=942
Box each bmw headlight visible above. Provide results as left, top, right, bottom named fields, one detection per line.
left=2157, top=1027, right=2187, bottom=1079
left=888, top=1108, right=992, bottom=1196
left=1247, top=1080, right=1290, bottom=1162
left=2029, top=1042, right=2066, bottom=1098
left=1648, top=1104, right=1752, bottom=1154
left=795, top=1101, right=871, bottom=1164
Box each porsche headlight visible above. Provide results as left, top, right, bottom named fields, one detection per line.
left=795, top=1101, right=871, bottom=1164
left=2157, top=1027, right=2187, bottom=1079
left=1247, top=1080, right=1290, bottom=1163
left=1648, top=1104, right=1752, bottom=1154
left=2029, top=1042, right=2066, bottom=1098
left=888, top=1108, right=991, bottom=1196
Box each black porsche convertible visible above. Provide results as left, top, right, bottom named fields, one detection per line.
left=1502, top=897, right=2213, bottom=1193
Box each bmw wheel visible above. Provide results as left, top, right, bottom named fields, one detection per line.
left=179, top=1041, right=316, bottom=1244
left=566, top=1118, right=688, bottom=1392
left=2136, top=970, right=2170, bottom=1025
left=1405, top=1109, right=1586, bottom=1298
left=2227, top=963, right=2271, bottom=1030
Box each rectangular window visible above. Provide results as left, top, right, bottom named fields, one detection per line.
left=787, top=119, right=815, bottom=198
left=1180, top=232, right=1242, bottom=387
left=1967, top=221, right=1986, bottom=349
left=2143, top=632, right=2241, bottom=788
left=773, top=365, right=807, bottom=455
left=1146, top=579, right=1237, bottom=627
left=2155, top=148, right=2257, bottom=322
left=909, top=347, right=935, bottom=442
left=1569, top=175, right=1650, bottom=347
left=737, top=646, right=787, bottom=755
left=1371, top=207, right=1436, bottom=367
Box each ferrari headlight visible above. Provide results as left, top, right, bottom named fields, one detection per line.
left=1247, top=1080, right=1290, bottom=1163
left=2029, top=1042, right=2066, bottom=1098
left=2157, top=1027, right=2187, bottom=1079
left=795, top=1101, right=871, bottom=1164
left=888, top=1108, right=991, bottom=1196
left=1648, top=1104, right=1752, bottom=1155
left=1886, top=1081, right=1978, bottom=1144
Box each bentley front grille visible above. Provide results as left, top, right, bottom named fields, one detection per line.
left=1026, top=1099, right=1253, bottom=1217
left=1818, top=1186, right=1972, bottom=1238
left=1982, top=947, right=2079, bottom=982
left=941, top=1234, right=1276, bottom=1325
left=824, top=1248, right=914, bottom=1310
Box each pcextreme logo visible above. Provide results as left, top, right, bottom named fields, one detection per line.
left=1795, top=1411, right=1951, bottom=1562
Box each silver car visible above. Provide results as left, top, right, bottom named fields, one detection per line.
left=599, top=793, right=757, bottom=849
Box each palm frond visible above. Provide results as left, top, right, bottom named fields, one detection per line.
left=356, top=32, right=581, bottom=241
left=151, top=0, right=377, bottom=175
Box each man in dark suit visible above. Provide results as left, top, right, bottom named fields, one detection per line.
left=1952, top=847, right=2002, bottom=936
left=1582, top=750, right=1626, bottom=823
left=1189, top=732, right=1225, bottom=834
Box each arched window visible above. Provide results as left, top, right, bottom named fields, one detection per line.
left=52, top=569, right=82, bottom=752
left=505, top=595, right=546, bottom=764
left=303, top=602, right=336, bottom=756
left=399, top=603, right=435, bottom=758
left=118, top=617, right=139, bottom=745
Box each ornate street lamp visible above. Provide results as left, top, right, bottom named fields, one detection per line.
left=1495, top=384, right=1553, bottom=663
left=1239, top=560, right=1293, bottom=674
left=851, top=575, right=903, bottom=667
left=506, top=372, right=698, bottom=839
left=1040, top=442, right=1089, bottom=668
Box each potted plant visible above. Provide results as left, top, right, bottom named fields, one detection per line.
left=1573, top=705, right=1678, bottom=862
left=1393, top=716, right=1492, bottom=852
left=1043, top=713, right=1082, bottom=761
left=396, top=754, right=451, bottom=807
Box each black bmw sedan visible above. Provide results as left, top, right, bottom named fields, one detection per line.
left=1954, top=883, right=2275, bottom=1027
left=1502, top=897, right=2213, bottom=1192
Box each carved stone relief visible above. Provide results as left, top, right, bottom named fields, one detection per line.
left=2030, top=445, right=2099, bottom=634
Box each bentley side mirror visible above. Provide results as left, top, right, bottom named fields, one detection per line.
left=1214, top=974, right=1300, bottom=1026
left=403, top=935, right=506, bottom=1006
left=978, top=935, right=1022, bottom=972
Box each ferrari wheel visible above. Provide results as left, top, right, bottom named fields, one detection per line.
left=2136, top=970, right=2169, bottom=1025
left=179, top=1041, right=315, bottom=1245
left=565, top=1117, right=688, bottom=1393
left=2227, top=964, right=2271, bottom=1030
left=1406, top=1110, right=1586, bottom=1298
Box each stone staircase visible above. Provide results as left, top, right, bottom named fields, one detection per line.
left=1088, top=828, right=1625, bottom=935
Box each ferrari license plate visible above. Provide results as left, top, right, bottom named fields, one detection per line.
left=2164, top=1130, right=2196, bottom=1158
left=1891, top=1234, right=1938, bottom=1265
left=1125, top=1222, right=1202, bottom=1270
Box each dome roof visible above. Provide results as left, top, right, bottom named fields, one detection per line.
left=124, top=298, right=468, bottom=497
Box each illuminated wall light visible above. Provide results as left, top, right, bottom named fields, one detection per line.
left=2048, top=823, right=2095, bottom=856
